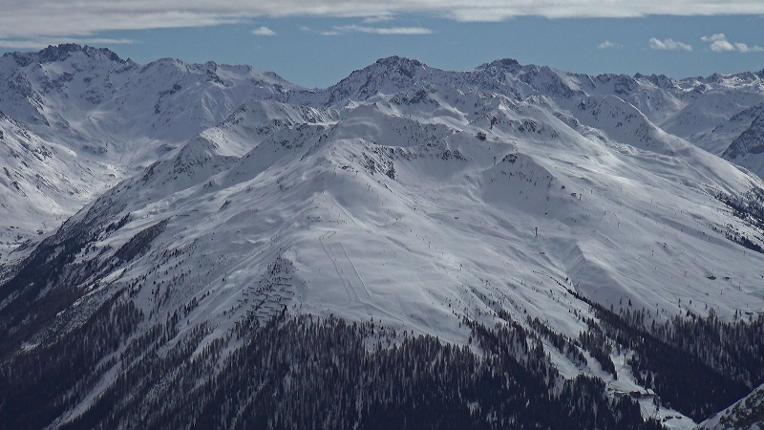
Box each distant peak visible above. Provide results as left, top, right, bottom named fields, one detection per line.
left=633, top=73, right=676, bottom=89
left=373, top=56, right=425, bottom=69
left=39, top=43, right=87, bottom=57
left=345, top=55, right=428, bottom=81
left=4, top=43, right=127, bottom=66
left=42, top=44, right=125, bottom=63
left=477, top=58, right=522, bottom=71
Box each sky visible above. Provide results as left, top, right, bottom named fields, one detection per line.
left=0, top=1, right=763, bottom=88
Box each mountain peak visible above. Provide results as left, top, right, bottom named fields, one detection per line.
left=373, top=55, right=425, bottom=69
left=366, top=55, right=429, bottom=79
left=323, top=55, right=430, bottom=103
left=3, top=43, right=127, bottom=66
left=476, top=58, right=522, bottom=71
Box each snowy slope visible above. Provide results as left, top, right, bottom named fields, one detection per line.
left=0, top=112, right=112, bottom=257
left=0, top=44, right=296, bottom=258
left=2, top=46, right=764, bottom=429
left=56, top=89, right=764, bottom=335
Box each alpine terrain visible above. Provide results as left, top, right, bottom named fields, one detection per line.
left=1, top=45, right=764, bottom=430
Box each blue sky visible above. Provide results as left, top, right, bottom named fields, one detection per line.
left=1, top=3, right=763, bottom=88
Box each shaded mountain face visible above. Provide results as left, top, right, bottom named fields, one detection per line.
left=2, top=45, right=764, bottom=430
left=700, top=383, right=764, bottom=430
left=723, top=113, right=764, bottom=177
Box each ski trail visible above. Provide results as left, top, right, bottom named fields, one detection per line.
left=340, top=242, right=373, bottom=303
left=319, top=231, right=359, bottom=304
left=318, top=231, right=406, bottom=324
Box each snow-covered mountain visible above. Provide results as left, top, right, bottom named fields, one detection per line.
left=0, top=44, right=295, bottom=256
left=1, top=45, right=764, bottom=430
left=0, top=112, right=97, bottom=254
left=723, top=110, right=764, bottom=178
left=2, top=46, right=764, bottom=257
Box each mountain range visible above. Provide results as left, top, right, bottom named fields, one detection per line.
left=1, top=44, right=764, bottom=430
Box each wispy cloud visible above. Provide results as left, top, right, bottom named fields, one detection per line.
left=3, top=2, right=764, bottom=39
left=597, top=40, right=620, bottom=50
left=299, top=25, right=338, bottom=36
left=0, top=37, right=134, bottom=50
left=701, top=33, right=764, bottom=53
left=252, top=26, right=276, bottom=36
left=302, top=23, right=432, bottom=36
left=648, top=37, right=693, bottom=51
left=361, top=15, right=394, bottom=23
left=332, top=25, right=432, bottom=35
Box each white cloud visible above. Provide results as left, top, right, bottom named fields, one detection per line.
left=597, top=40, right=620, bottom=49
left=648, top=37, right=693, bottom=51
left=361, top=15, right=394, bottom=23
left=701, top=33, right=764, bottom=53
left=299, top=22, right=429, bottom=37
left=0, top=37, right=134, bottom=49
left=252, top=26, right=276, bottom=36
left=701, top=33, right=735, bottom=52
left=2, top=1, right=764, bottom=39
left=332, top=25, right=432, bottom=35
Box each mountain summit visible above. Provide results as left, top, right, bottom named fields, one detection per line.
left=3, top=43, right=128, bottom=66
